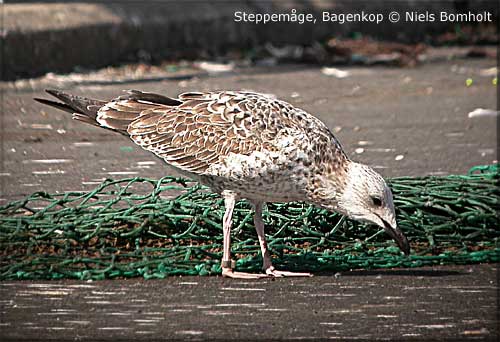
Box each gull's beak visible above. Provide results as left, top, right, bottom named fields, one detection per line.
left=380, top=217, right=410, bottom=255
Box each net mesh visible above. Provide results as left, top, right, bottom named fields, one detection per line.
left=1, top=164, right=498, bottom=280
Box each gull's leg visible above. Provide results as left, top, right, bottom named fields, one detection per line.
left=253, top=201, right=312, bottom=277
left=221, top=191, right=268, bottom=279
left=252, top=201, right=273, bottom=271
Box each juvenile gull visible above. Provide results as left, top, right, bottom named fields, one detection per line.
left=35, top=89, right=410, bottom=279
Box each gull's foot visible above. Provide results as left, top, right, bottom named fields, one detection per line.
left=265, top=267, right=313, bottom=277
left=222, top=268, right=270, bottom=279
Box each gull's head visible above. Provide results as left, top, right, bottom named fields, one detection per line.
left=336, top=162, right=410, bottom=255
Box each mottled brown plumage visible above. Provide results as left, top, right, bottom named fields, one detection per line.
left=95, top=90, right=346, bottom=178
left=35, top=89, right=410, bottom=279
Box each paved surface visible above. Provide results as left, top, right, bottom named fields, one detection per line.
left=1, top=57, right=497, bottom=202
left=0, top=264, right=498, bottom=341
left=0, top=55, right=498, bottom=341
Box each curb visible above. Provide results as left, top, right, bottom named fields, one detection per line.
left=2, top=1, right=498, bottom=80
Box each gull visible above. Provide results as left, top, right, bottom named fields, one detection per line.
left=35, top=89, right=410, bottom=279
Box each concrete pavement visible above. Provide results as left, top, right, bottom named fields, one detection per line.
left=0, top=264, right=498, bottom=341
left=1, top=57, right=497, bottom=202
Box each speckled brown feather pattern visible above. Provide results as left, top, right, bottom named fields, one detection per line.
left=95, top=91, right=348, bottom=181
left=37, top=89, right=350, bottom=204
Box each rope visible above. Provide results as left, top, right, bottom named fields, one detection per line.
left=0, top=165, right=498, bottom=280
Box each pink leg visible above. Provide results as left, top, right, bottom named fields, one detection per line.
left=221, top=191, right=268, bottom=279
left=253, top=201, right=312, bottom=277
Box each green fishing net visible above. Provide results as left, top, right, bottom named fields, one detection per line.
left=0, top=165, right=498, bottom=280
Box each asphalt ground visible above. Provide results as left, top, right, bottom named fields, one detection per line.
left=0, top=54, right=498, bottom=340
left=1, top=57, right=497, bottom=201
left=0, top=264, right=498, bottom=341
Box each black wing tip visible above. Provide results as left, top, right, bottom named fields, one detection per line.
left=34, top=89, right=65, bottom=104
left=33, top=97, right=59, bottom=106
left=118, top=89, right=182, bottom=106
left=33, top=97, right=74, bottom=114
left=33, top=97, right=47, bottom=103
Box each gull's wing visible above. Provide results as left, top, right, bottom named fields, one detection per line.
left=125, top=91, right=288, bottom=174
left=36, top=89, right=347, bottom=176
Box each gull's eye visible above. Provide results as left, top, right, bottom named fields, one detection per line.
left=371, top=196, right=382, bottom=207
